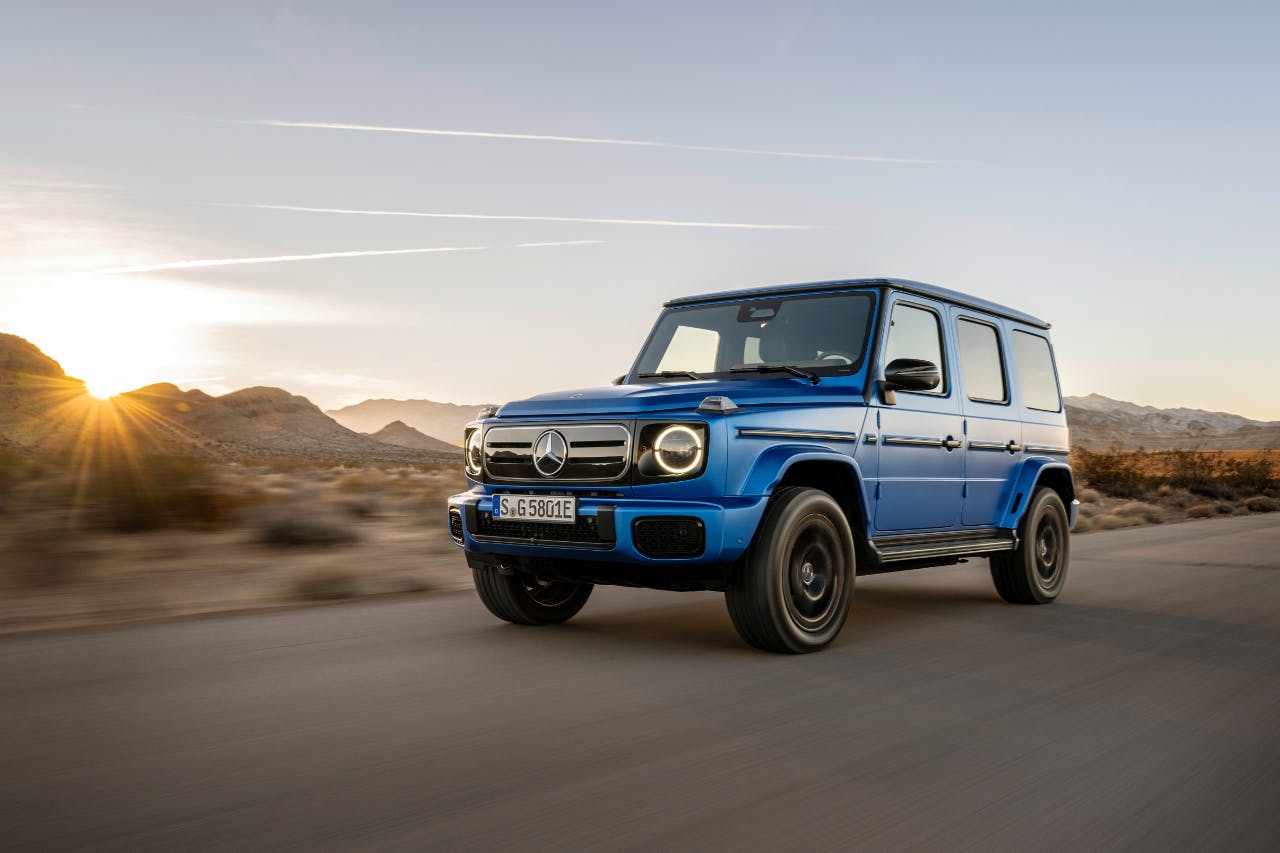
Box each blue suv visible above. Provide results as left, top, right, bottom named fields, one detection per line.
left=448, top=278, right=1077, bottom=653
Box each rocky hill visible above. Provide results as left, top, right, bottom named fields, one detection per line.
left=326, top=399, right=483, bottom=447
left=1066, top=394, right=1280, bottom=450
left=0, top=334, right=459, bottom=463
left=368, top=420, right=462, bottom=454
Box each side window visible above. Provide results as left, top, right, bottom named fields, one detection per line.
left=884, top=302, right=946, bottom=394
left=956, top=318, right=1007, bottom=404
left=1012, top=331, right=1061, bottom=412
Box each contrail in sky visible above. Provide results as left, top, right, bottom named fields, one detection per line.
left=89, top=241, right=602, bottom=275
left=218, top=203, right=821, bottom=230
left=228, top=118, right=939, bottom=165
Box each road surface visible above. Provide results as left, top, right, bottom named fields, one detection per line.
left=3, top=515, right=1279, bottom=851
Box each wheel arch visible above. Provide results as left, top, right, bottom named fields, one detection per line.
left=999, top=459, right=1075, bottom=530
left=740, top=446, right=871, bottom=537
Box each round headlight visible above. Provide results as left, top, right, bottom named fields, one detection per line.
left=653, top=425, right=703, bottom=475
left=465, top=429, right=484, bottom=476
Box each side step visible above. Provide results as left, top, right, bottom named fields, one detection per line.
left=869, top=528, right=1017, bottom=564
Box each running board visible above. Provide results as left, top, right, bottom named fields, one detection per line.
left=869, top=528, right=1017, bottom=563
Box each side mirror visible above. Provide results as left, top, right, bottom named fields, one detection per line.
left=611, top=375, right=626, bottom=386
left=881, top=358, right=940, bottom=404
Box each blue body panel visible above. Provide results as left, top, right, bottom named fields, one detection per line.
left=449, top=278, right=1073, bottom=581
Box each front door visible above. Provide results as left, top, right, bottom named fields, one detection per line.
left=873, top=296, right=964, bottom=532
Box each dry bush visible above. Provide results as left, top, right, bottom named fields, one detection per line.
left=1073, top=448, right=1148, bottom=498
left=335, top=470, right=388, bottom=493
left=1077, top=487, right=1103, bottom=504
left=1076, top=448, right=1278, bottom=502
left=1, top=515, right=86, bottom=588
left=252, top=509, right=361, bottom=548
left=1113, top=501, right=1166, bottom=524
left=1186, top=504, right=1216, bottom=518
left=1244, top=495, right=1280, bottom=513
left=1090, top=513, right=1142, bottom=530
left=290, top=568, right=362, bottom=600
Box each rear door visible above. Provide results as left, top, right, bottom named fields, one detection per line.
left=953, top=312, right=1020, bottom=526
left=873, top=295, right=965, bottom=531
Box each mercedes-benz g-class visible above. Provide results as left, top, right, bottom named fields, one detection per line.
left=448, top=278, right=1076, bottom=653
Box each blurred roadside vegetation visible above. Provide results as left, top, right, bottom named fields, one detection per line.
left=1071, top=448, right=1278, bottom=531
left=0, top=444, right=466, bottom=596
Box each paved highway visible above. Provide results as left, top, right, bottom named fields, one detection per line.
left=3, top=515, right=1279, bottom=851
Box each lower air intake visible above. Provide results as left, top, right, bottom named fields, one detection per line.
left=632, top=517, right=705, bottom=558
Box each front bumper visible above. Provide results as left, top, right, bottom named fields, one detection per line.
left=447, top=490, right=769, bottom=567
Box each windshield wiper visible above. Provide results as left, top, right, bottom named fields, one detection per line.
left=637, top=370, right=704, bottom=381
left=730, top=364, right=821, bottom=385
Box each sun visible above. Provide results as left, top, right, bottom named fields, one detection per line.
left=83, top=372, right=138, bottom=400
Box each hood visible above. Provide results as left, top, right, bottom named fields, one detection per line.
left=496, top=378, right=865, bottom=418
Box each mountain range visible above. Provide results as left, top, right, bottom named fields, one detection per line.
left=326, top=399, right=483, bottom=447
left=3, top=333, right=1276, bottom=460
left=1063, top=394, right=1280, bottom=450
left=0, top=334, right=458, bottom=463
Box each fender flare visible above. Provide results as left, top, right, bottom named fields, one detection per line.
left=740, top=444, right=873, bottom=521
left=999, top=458, right=1075, bottom=529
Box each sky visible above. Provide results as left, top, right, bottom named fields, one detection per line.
left=2, top=1, right=1278, bottom=418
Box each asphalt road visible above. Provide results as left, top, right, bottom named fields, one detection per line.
left=3, top=515, right=1279, bottom=851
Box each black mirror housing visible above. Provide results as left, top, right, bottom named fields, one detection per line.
left=883, top=358, right=940, bottom=393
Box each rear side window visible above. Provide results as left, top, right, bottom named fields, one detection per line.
left=956, top=319, right=1007, bottom=403
left=884, top=302, right=946, bottom=394
left=1012, top=331, right=1061, bottom=412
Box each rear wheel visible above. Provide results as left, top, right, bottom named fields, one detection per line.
left=472, top=567, right=592, bottom=625
left=990, top=488, right=1070, bottom=604
left=726, top=487, right=855, bottom=653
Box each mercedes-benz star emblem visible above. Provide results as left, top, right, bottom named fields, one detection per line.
left=532, top=430, right=568, bottom=478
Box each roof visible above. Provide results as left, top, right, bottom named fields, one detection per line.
left=664, top=277, right=1050, bottom=330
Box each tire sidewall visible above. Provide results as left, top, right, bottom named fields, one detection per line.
left=1021, top=490, right=1069, bottom=603
left=757, top=489, right=855, bottom=650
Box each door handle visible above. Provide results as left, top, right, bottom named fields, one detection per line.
left=1006, top=441, right=1023, bottom=453
left=943, top=437, right=962, bottom=450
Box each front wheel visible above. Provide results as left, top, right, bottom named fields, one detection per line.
left=472, top=566, right=592, bottom=625
left=990, top=488, right=1070, bottom=604
left=726, top=487, right=855, bottom=653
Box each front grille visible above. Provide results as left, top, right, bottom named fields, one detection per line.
left=483, top=423, right=630, bottom=482
left=633, top=517, right=705, bottom=558
left=448, top=508, right=464, bottom=544
left=474, top=509, right=614, bottom=548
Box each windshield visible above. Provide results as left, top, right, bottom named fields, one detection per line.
left=633, top=290, right=876, bottom=381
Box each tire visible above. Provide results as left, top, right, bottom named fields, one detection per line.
left=990, top=488, right=1070, bottom=604
left=726, top=487, right=856, bottom=653
left=472, top=567, right=593, bottom=625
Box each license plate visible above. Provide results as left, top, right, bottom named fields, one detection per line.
left=492, top=494, right=577, bottom=524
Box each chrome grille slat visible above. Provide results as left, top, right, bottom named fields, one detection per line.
left=483, top=423, right=632, bottom=482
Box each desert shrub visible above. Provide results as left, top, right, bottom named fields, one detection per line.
left=1244, top=495, right=1280, bottom=513
left=1073, top=448, right=1149, bottom=498
left=1091, top=513, right=1142, bottom=530
left=2, top=515, right=85, bottom=588
left=253, top=511, right=360, bottom=548
left=1077, top=487, right=1103, bottom=504
left=290, top=568, right=362, bottom=600
left=336, top=471, right=387, bottom=493
left=1186, top=504, right=1216, bottom=518
left=1113, top=501, right=1165, bottom=524
left=75, top=454, right=244, bottom=532
left=1215, top=503, right=1236, bottom=515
